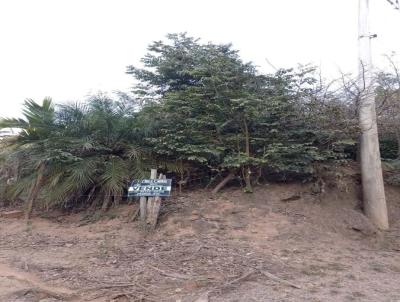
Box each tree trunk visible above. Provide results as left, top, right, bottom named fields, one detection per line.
left=89, top=197, right=99, bottom=211
left=101, top=195, right=111, bottom=211
left=86, top=186, right=97, bottom=210
left=243, top=119, right=253, bottom=193
left=243, top=167, right=253, bottom=193
left=25, top=163, right=45, bottom=220
left=255, top=167, right=262, bottom=185
left=358, top=0, right=389, bottom=230
left=212, top=172, right=235, bottom=194
left=359, top=129, right=388, bottom=229
left=113, top=194, right=121, bottom=206
left=244, top=119, right=250, bottom=157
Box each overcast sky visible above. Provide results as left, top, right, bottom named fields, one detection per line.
left=0, top=0, right=399, bottom=117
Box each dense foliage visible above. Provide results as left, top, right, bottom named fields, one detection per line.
left=0, top=96, right=148, bottom=210
left=1, top=33, right=398, bottom=212
left=127, top=34, right=350, bottom=190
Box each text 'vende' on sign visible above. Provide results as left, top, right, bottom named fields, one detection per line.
left=128, top=179, right=172, bottom=197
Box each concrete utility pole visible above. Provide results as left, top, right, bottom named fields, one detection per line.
left=358, top=0, right=389, bottom=229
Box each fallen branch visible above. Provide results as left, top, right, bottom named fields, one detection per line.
left=212, top=172, right=235, bottom=194
left=181, top=245, right=204, bottom=262
left=217, top=270, right=256, bottom=289
left=10, top=287, right=76, bottom=301
left=209, top=270, right=256, bottom=294
left=81, top=283, right=137, bottom=290
left=116, top=294, right=158, bottom=302
left=149, top=264, right=193, bottom=280
left=206, top=268, right=300, bottom=298
left=258, top=270, right=301, bottom=289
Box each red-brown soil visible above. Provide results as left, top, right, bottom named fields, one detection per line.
left=0, top=173, right=399, bottom=301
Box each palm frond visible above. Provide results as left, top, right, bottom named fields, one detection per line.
left=126, top=144, right=147, bottom=160
left=100, top=157, right=129, bottom=196
left=0, top=118, right=29, bottom=129
left=40, top=158, right=97, bottom=206
left=66, top=159, right=96, bottom=190
left=5, top=174, right=36, bottom=201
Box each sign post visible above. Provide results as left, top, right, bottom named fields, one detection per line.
left=128, top=169, right=172, bottom=228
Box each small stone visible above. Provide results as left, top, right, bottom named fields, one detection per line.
left=189, top=215, right=200, bottom=221
left=65, top=243, right=73, bottom=248
left=203, top=214, right=220, bottom=220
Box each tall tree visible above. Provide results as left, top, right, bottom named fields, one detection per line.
left=128, top=34, right=335, bottom=192
left=358, top=0, right=388, bottom=229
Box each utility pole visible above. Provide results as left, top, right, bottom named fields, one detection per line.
left=358, top=0, right=389, bottom=229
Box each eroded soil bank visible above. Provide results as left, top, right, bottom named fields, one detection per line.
left=1, top=181, right=400, bottom=302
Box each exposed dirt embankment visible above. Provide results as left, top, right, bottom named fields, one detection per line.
left=0, top=175, right=400, bottom=301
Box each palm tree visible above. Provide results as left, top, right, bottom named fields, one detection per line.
left=0, top=96, right=148, bottom=218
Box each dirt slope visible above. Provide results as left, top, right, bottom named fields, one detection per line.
left=0, top=178, right=399, bottom=301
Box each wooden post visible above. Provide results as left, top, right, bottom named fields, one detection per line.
left=146, top=169, right=157, bottom=225
left=150, top=169, right=157, bottom=179
left=139, top=169, right=157, bottom=224
left=137, top=168, right=164, bottom=228
left=149, top=174, right=164, bottom=228
left=139, top=196, right=147, bottom=222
